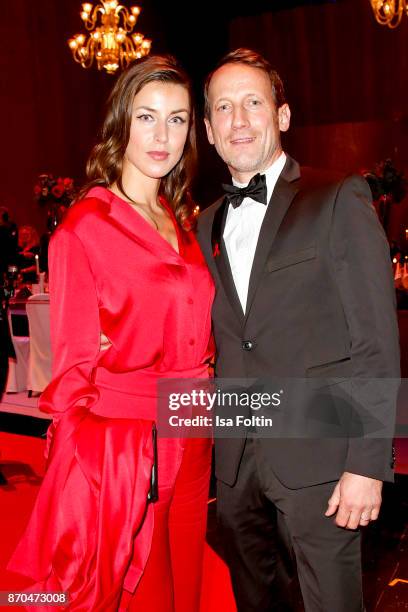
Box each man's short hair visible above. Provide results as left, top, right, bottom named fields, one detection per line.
left=204, top=48, right=287, bottom=118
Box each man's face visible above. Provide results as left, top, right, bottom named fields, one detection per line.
left=205, top=63, right=290, bottom=183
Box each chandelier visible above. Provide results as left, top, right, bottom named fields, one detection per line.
left=370, top=0, right=408, bottom=28
left=68, top=1, right=152, bottom=74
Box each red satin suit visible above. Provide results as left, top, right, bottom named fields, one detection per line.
left=8, top=187, right=215, bottom=611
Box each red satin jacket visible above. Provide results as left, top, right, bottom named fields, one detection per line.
left=8, top=187, right=215, bottom=609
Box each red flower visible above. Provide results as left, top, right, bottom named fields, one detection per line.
left=33, top=185, right=42, bottom=197
left=63, top=177, right=73, bottom=188
left=51, top=185, right=64, bottom=198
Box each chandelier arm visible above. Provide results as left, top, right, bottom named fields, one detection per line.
left=391, top=0, right=403, bottom=26
left=124, top=35, right=135, bottom=64
left=72, top=50, right=84, bottom=65
left=370, top=0, right=407, bottom=28
left=82, top=6, right=99, bottom=30
left=79, top=37, right=95, bottom=68
left=119, top=40, right=126, bottom=70
left=118, top=5, right=138, bottom=32
left=119, top=37, right=125, bottom=67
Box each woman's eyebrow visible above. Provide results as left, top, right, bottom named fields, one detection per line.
left=134, top=106, right=189, bottom=114
left=134, top=106, right=157, bottom=112
left=169, top=108, right=190, bottom=114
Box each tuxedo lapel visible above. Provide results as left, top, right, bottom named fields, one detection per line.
left=211, top=198, right=245, bottom=324
left=245, top=157, right=300, bottom=321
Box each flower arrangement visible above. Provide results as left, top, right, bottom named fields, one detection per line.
left=363, top=159, right=407, bottom=204
left=34, top=173, right=76, bottom=207
left=362, top=159, right=407, bottom=233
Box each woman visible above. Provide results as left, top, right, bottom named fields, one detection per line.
left=17, top=225, right=40, bottom=283
left=8, top=55, right=214, bottom=611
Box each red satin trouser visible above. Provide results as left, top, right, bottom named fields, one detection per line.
left=120, top=436, right=212, bottom=612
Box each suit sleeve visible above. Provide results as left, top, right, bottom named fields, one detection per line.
left=39, top=227, right=101, bottom=453
left=329, top=175, right=400, bottom=481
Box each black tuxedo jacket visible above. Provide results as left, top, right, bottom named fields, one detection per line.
left=197, top=156, right=400, bottom=488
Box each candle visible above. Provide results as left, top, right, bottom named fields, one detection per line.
left=35, top=254, right=40, bottom=277
left=39, top=272, right=45, bottom=293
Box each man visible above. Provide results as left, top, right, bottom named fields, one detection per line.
left=197, top=49, right=399, bottom=612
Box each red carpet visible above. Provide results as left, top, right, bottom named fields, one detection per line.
left=0, top=432, right=236, bottom=611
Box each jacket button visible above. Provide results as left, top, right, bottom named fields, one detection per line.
left=242, top=340, right=253, bottom=351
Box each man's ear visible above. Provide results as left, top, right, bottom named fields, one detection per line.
left=204, top=117, right=215, bottom=145
left=278, top=104, right=291, bottom=133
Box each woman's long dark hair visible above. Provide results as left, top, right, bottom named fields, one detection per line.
left=78, top=55, right=197, bottom=228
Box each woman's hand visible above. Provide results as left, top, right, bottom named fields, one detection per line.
left=100, top=332, right=112, bottom=352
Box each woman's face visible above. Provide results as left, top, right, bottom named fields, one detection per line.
left=123, top=81, right=191, bottom=182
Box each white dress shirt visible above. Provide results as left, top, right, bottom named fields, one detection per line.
left=223, top=152, right=286, bottom=313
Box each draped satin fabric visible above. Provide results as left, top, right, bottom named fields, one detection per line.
left=7, top=187, right=215, bottom=611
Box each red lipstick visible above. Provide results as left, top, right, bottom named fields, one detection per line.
left=147, top=151, right=169, bottom=160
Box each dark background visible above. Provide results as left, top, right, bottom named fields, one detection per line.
left=1, top=0, right=407, bottom=241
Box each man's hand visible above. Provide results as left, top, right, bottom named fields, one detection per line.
left=325, top=472, right=383, bottom=529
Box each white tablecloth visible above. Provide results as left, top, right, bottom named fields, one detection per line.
left=6, top=310, right=30, bottom=393
left=26, top=295, right=52, bottom=393
left=6, top=295, right=52, bottom=394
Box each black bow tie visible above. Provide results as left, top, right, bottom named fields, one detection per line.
left=222, top=173, right=267, bottom=209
